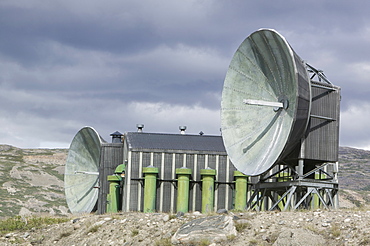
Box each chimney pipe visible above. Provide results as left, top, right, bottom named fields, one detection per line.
left=179, top=126, right=187, bottom=135
left=137, top=124, right=144, bottom=133
left=110, top=131, right=123, bottom=143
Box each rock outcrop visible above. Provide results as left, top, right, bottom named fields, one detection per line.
left=171, top=215, right=236, bottom=244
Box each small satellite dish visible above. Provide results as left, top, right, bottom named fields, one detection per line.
left=64, top=126, right=103, bottom=213
left=221, top=29, right=311, bottom=176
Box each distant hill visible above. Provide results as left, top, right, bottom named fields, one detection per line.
left=0, top=145, right=369, bottom=218
left=339, top=146, right=370, bottom=191
left=0, top=145, right=68, bottom=218
left=338, top=146, right=370, bottom=207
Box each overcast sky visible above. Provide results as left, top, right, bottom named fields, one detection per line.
left=1, top=0, right=370, bottom=149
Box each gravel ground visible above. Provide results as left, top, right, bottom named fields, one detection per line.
left=1, top=208, right=370, bottom=246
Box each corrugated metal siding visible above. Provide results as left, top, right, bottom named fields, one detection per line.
left=122, top=147, right=238, bottom=212
left=187, top=155, right=196, bottom=211
left=216, top=155, right=234, bottom=210
left=162, top=153, right=174, bottom=211
left=97, top=143, right=124, bottom=214
left=193, top=154, right=206, bottom=212
left=127, top=151, right=141, bottom=211
left=304, top=81, right=340, bottom=162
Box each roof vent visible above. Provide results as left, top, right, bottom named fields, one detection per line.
left=110, top=131, right=123, bottom=143
left=136, top=124, right=144, bottom=133
left=179, top=126, right=187, bottom=135
left=199, top=131, right=204, bottom=136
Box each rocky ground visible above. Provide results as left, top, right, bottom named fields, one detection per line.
left=2, top=145, right=370, bottom=245
left=2, top=208, right=370, bottom=246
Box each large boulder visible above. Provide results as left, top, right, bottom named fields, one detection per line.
left=273, top=228, right=325, bottom=246
left=171, top=215, right=237, bottom=244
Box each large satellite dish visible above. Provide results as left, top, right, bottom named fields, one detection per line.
left=64, top=126, right=103, bottom=213
left=221, top=29, right=311, bottom=176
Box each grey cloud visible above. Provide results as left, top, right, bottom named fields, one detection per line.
left=1, top=1, right=370, bottom=148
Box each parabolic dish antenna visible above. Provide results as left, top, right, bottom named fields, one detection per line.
left=221, top=29, right=311, bottom=176
left=64, top=126, right=103, bottom=213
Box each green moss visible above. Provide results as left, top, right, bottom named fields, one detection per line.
left=248, top=239, right=259, bottom=245
left=0, top=216, right=68, bottom=235
left=360, top=237, right=370, bottom=245
left=131, top=229, right=139, bottom=236
left=197, top=239, right=211, bottom=246
left=235, top=221, right=252, bottom=232
left=329, top=224, right=341, bottom=237
left=87, top=225, right=101, bottom=234
left=154, top=238, right=172, bottom=246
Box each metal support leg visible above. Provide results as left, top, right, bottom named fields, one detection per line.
left=283, top=186, right=297, bottom=211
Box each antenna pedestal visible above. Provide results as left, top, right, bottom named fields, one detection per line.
left=246, top=162, right=339, bottom=211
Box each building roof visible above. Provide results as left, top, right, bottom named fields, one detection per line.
left=125, top=132, right=226, bottom=154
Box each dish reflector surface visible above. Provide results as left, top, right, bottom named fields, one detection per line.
left=221, top=29, right=310, bottom=176
left=64, top=127, right=102, bottom=213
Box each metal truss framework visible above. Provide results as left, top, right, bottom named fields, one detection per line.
left=247, top=162, right=339, bottom=211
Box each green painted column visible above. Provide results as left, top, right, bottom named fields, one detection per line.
left=313, top=173, right=327, bottom=209
left=176, top=167, right=192, bottom=213
left=106, top=175, right=122, bottom=213
left=277, top=172, right=291, bottom=210
left=115, top=163, right=126, bottom=176
left=234, top=171, right=248, bottom=211
left=200, top=168, right=216, bottom=214
left=143, top=165, right=159, bottom=213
